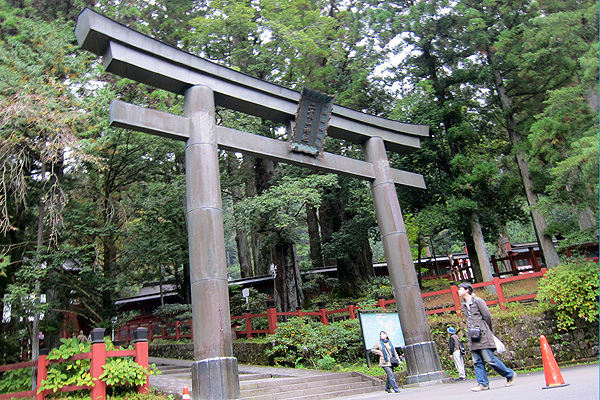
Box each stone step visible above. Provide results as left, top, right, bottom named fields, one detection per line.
left=241, top=372, right=384, bottom=400
left=240, top=373, right=274, bottom=381
left=155, top=364, right=274, bottom=382
left=241, top=375, right=368, bottom=394
left=240, top=372, right=355, bottom=389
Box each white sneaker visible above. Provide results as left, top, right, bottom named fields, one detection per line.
left=471, top=384, right=490, bottom=392
left=506, top=372, right=516, bottom=386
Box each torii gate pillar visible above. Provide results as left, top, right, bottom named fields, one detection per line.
left=363, top=137, right=444, bottom=385
left=185, top=85, right=240, bottom=399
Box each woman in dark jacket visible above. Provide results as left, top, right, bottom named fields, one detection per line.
left=458, top=282, right=516, bottom=392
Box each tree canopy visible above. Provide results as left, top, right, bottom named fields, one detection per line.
left=0, top=0, right=597, bottom=364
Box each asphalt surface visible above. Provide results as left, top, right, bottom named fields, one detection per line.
left=340, top=364, right=598, bottom=400
left=150, top=360, right=599, bottom=400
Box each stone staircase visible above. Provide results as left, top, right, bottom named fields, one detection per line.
left=240, top=372, right=384, bottom=400
left=150, top=358, right=385, bottom=400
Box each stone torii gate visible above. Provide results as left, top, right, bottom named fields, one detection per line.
left=75, top=8, right=445, bottom=399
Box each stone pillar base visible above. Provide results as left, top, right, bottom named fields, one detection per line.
left=192, top=357, right=240, bottom=399
left=404, top=341, right=447, bottom=386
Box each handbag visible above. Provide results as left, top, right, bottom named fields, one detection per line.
left=493, top=335, right=506, bottom=354
left=390, top=355, right=400, bottom=368
left=468, top=327, right=481, bottom=342
left=459, top=341, right=466, bottom=355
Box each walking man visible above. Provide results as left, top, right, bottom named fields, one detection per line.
left=447, top=326, right=466, bottom=381
left=457, top=282, right=516, bottom=391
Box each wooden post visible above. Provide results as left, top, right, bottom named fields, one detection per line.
left=348, top=303, right=356, bottom=320
left=35, top=350, right=48, bottom=400
left=378, top=297, right=386, bottom=310
left=266, top=301, right=277, bottom=335
left=317, top=302, right=329, bottom=325
left=296, top=306, right=304, bottom=319
left=134, top=328, right=150, bottom=395
left=90, top=328, right=106, bottom=400
left=175, top=321, right=180, bottom=341
left=493, top=274, right=507, bottom=310
left=508, top=251, right=519, bottom=276
left=491, top=255, right=500, bottom=276
left=529, top=247, right=541, bottom=271
left=244, top=313, right=252, bottom=339
left=450, top=282, right=462, bottom=314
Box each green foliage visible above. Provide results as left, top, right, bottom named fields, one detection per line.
left=38, top=337, right=152, bottom=394
left=40, top=338, right=94, bottom=393
left=229, top=286, right=269, bottom=317
left=537, top=261, right=600, bottom=331
left=99, top=357, right=149, bottom=386
left=0, top=367, right=30, bottom=394
left=420, top=278, right=450, bottom=293
left=153, top=304, right=192, bottom=324
left=266, top=317, right=362, bottom=368
left=359, top=276, right=393, bottom=304
left=316, top=355, right=337, bottom=371
left=236, top=174, right=339, bottom=243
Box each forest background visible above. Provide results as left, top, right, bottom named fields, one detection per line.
left=0, top=0, right=597, bottom=366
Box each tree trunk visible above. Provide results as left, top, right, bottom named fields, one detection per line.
left=577, top=207, right=597, bottom=231
left=31, top=174, right=45, bottom=390
left=271, top=242, right=304, bottom=312
left=495, top=231, right=512, bottom=274
left=235, top=227, right=253, bottom=278
left=336, top=238, right=374, bottom=297
left=465, top=239, right=482, bottom=283
left=306, top=204, right=324, bottom=269
left=232, top=184, right=253, bottom=278
left=247, top=156, right=276, bottom=276
left=416, top=235, right=423, bottom=289
left=490, top=66, right=561, bottom=268
left=468, top=212, right=495, bottom=292
left=318, top=200, right=336, bottom=267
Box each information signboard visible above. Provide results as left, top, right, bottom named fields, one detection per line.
left=358, top=310, right=405, bottom=350
left=358, top=310, right=405, bottom=368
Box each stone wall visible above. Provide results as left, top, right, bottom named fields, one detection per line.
left=150, top=312, right=598, bottom=371
left=430, top=312, right=599, bottom=374
left=149, top=341, right=273, bottom=365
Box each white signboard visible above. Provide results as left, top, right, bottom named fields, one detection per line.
left=358, top=310, right=405, bottom=351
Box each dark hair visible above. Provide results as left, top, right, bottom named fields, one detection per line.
left=458, top=282, right=473, bottom=294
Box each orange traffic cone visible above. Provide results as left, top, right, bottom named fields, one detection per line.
left=540, top=335, right=569, bottom=389
left=182, top=385, right=191, bottom=400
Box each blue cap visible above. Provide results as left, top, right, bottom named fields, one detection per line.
left=447, top=327, right=456, bottom=334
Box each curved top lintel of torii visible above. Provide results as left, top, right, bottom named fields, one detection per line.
left=75, top=8, right=429, bottom=155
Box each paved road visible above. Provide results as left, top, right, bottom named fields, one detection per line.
left=339, top=364, right=598, bottom=400
left=150, top=360, right=598, bottom=400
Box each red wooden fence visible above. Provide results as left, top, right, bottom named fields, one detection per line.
left=119, top=269, right=548, bottom=344
left=0, top=328, right=149, bottom=400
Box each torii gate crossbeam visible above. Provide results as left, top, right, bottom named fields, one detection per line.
left=75, top=8, right=446, bottom=399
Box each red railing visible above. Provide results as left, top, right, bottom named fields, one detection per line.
left=118, top=269, right=548, bottom=344
left=0, top=328, right=149, bottom=400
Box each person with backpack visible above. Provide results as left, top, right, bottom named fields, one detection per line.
left=447, top=326, right=466, bottom=381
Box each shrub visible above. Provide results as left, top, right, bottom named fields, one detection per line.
left=0, top=367, right=30, bottom=394
left=266, top=317, right=363, bottom=368
left=360, top=276, right=393, bottom=303
left=537, top=260, right=599, bottom=331
left=316, top=355, right=336, bottom=370
left=153, top=304, right=192, bottom=324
